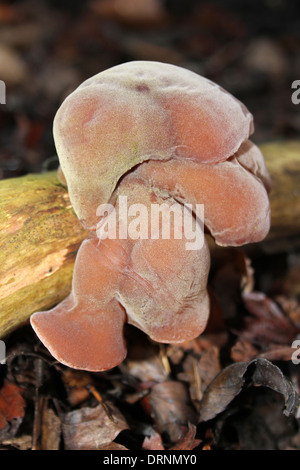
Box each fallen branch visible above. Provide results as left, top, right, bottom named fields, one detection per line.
left=0, top=172, right=87, bottom=337
left=0, top=140, right=300, bottom=337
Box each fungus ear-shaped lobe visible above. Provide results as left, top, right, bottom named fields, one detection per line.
left=160, top=85, right=253, bottom=164
left=81, top=60, right=254, bottom=163
left=30, top=297, right=127, bottom=372
left=119, top=235, right=210, bottom=344
left=113, top=182, right=211, bottom=343
left=235, top=140, right=272, bottom=192
left=30, top=238, right=128, bottom=371
left=135, top=156, right=270, bottom=246
left=53, top=82, right=173, bottom=229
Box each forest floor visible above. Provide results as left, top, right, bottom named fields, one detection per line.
left=0, top=0, right=300, bottom=450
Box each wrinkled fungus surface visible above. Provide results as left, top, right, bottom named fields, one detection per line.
left=31, top=61, right=271, bottom=371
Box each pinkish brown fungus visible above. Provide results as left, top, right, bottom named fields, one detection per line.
left=30, top=61, right=271, bottom=371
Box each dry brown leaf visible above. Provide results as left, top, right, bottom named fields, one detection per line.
left=231, top=339, right=259, bottom=362
left=0, top=380, right=25, bottom=431
left=61, top=369, right=91, bottom=406
left=169, top=423, right=201, bottom=450
left=145, top=381, right=197, bottom=443
left=98, top=442, right=128, bottom=450
left=275, top=295, right=300, bottom=328
left=142, top=431, right=165, bottom=450
left=199, top=358, right=299, bottom=423
left=91, top=0, right=167, bottom=26
left=258, top=345, right=298, bottom=362
left=122, top=355, right=169, bottom=386
left=0, top=3, right=17, bottom=23
left=1, top=434, right=32, bottom=450
left=0, top=45, right=28, bottom=85
left=41, top=402, right=61, bottom=450
left=231, top=337, right=298, bottom=364
left=240, top=291, right=300, bottom=346
left=208, top=248, right=255, bottom=324
left=178, top=346, right=221, bottom=404
left=62, top=402, right=128, bottom=450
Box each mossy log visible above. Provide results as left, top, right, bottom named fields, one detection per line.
left=0, top=172, right=87, bottom=337
left=0, top=140, right=300, bottom=337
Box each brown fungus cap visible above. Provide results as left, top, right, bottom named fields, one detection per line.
left=53, top=61, right=255, bottom=229
left=31, top=61, right=271, bottom=371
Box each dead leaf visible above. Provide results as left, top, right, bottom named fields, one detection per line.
left=258, top=345, right=298, bottom=362
left=0, top=44, right=28, bottom=85
left=231, top=338, right=298, bottom=363
left=0, top=3, right=17, bottom=23
left=142, top=431, right=165, bottom=450
left=209, top=248, right=253, bottom=320
left=275, top=295, right=300, bottom=329
left=142, top=420, right=201, bottom=451
left=231, top=339, right=259, bottom=362
left=62, top=369, right=91, bottom=406
left=0, top=380, right=25, bottom=433
left=62, top=403, right=128, bottom=450
left=169, top=423, right=201, bottom=450
left=240, top=291, right=300, bottom=346
left=122, top=354, right=169, bottom=386
left=91, top=0, right=167, bottom=26
left=41, top=402, right=61, bottom=450
left=178, top=345, right=221, bottom=404
left=145, top=381, right=197, bottom=443
left=98, top=442, right=128, bottom=450
left=199, top=358, right=299, bottom=422
left=1, top=434, right=32, bottom=450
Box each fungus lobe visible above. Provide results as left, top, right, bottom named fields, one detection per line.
left=31, top=61, right=271, bottom=371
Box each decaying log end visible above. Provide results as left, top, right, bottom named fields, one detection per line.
left=0, top=140, right=299, bottom=338
left=262, top=140, right=300, bottom=240
left=0, top=171, right=87, bottom=338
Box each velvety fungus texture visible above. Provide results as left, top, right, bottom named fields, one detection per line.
left=30, top=61, right=271, bottom=371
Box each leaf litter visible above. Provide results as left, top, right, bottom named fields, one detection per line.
left=1, top=0, right=300, bottom=451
